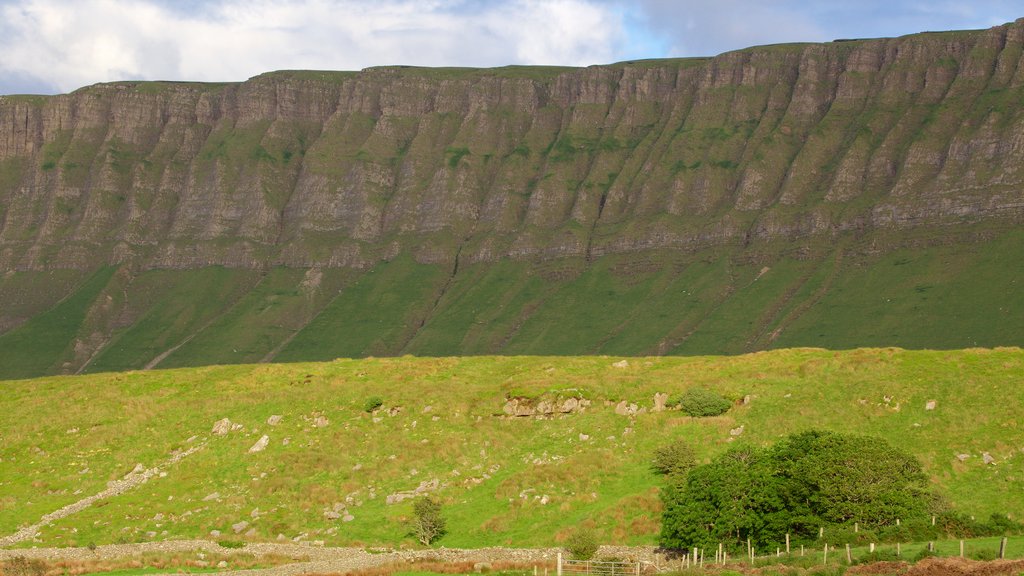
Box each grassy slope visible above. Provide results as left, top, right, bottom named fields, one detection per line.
left=0, top=349, right=1021, bottom=549
left=0, top=228, right=1022, bottom=380
left=0, top=267, right=115, bottom=379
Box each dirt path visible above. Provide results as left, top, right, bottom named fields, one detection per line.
left=0, top=443, right=205, bottom=547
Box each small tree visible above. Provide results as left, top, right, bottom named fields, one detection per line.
left=651, top=442, right=696, bottom=477
left=411, top=497, right=447, bottom=545
left=565, top=527, right=599, bottom=560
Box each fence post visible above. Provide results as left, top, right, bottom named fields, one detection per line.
left=557, top=553, right=563, bottom=576
left=801, top=545, right=805, bottom=557
left=896, top=542, right=901, bottom=557
left=786, top=533, right=790, bottom=555
left=870, top=543, right=875, bottom=553
left=999, top=537, right=1007, bottom=559
left=845, top=543, right=852, bottom=564
left=960, top=540, right=964, bottom=558
left=823, top=544, right=828, bottom=566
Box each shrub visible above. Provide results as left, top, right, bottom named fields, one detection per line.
left=651, top=442, right=696, bottom=477
left=565, top=527, right=599, bottom=560
left=674, top=389, right=731, bottom=417
left=1, top=557, right=47, bottom=576
left=217, top=540, right=245, bottom=549
left=411, top=497, right=447, bottom=545
left=363, top=396, right=384, bottom=413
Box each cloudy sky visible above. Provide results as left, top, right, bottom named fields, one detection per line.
left=0, top=0, right=1019, bottom=95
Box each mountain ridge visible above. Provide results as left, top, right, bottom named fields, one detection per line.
left=1, top=20, right=1022, bottom=376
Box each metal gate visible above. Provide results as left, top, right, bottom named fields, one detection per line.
left=557, top=554, right=640, bottom=576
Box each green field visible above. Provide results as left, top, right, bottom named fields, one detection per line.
left=0, top=348, right=1020, bottom=549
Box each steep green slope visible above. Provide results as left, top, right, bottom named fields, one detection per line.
left=0, top=227, right=1021, bottom=379
left=0, top=349, right=1020, bottom=548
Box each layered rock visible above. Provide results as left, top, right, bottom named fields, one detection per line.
left=1, top=21, right=1023, bottom=272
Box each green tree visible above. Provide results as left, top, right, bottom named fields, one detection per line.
left=565, top=527, right=600, bottom=560
left=651, top=441, right=696, bottom=477
left=660, top=431, right=939, bottom=552
left=410, top=497, right=447, bottom=545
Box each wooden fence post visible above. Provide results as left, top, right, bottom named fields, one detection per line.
left=801, top=545, right=805, bottom=557
left=557, top=553, right=563, bottom=576
left=896, top=542, right=901, bottom=556
left=960, top=540, right=964, bottom=558
left=999, top=537, right=1008, bottom=559
left=845, top=543, right=852, bottom=564
left=786, top=533, right=790, bottom=554
left=823, top=544, right=828, bottom=565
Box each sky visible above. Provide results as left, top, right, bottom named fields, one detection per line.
left=0, top=0, right=1020, bottom=95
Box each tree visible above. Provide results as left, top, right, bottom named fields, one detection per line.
left=565, top=527, right=600, bottom=560
left=659, top=431, right=939, bottom=552
left=410, top=497, right=447, bottom=545
left=651, top=441, right=696, bottom=477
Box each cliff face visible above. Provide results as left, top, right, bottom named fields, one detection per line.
left=2, top=21, right=1023, bottom=272
left=1, top=23, right=1024, bottom=378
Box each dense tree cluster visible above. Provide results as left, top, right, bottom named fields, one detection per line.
left=659, top=430, right=940, bottom=551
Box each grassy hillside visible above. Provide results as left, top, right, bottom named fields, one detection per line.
left=1, top=348, right=1021, bottom=549
left=0, top=229, right=1021, bottom=380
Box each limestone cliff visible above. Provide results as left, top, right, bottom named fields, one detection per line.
left=2, top=21, right=1022, bottom=272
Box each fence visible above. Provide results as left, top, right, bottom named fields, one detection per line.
left=557, top=554, right=640, bottom=576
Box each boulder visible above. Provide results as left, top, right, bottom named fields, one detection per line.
left=211, top=418, right=232, bottom=436
left=248, top=435, right=270, bottom=453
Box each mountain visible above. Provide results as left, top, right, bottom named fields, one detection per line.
left=1, top=21, right=1023, bottom=378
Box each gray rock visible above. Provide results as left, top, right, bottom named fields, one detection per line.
left=324, top=510, right=341, bottom=520
left=956, top=454, right=970, bottom=462
left=612, top=359, right=629, bottom=368
left=231, top=520, right=249, bottom=534
left=925, top=400, right=937, bottom=411
left=266, top=415, right=283, bottom=426
left=982, top=452, right=996, bottom=465
left=729, top=426, right=745, bottom=436
left=653, top=393, right=669, bottom=412
left=248, top=435, right=270, bottom=453
left=211, top=418, right=232, bottom=435
left=203, top=492, right=221, bottom=502
left=342, top=514, right=355, bottom=522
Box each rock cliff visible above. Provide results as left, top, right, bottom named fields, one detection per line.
left=2, top=21, right=1022, bottom=272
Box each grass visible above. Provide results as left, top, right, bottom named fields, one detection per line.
left=0, top=267, right=115, bottom=379
left=0, top=348, right=1021, bottom=549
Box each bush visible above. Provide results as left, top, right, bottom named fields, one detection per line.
left=674, top=389, right=731, bottom=417
left=651, top=442, right=696, bottom=477
left=1, top=557, right=47, bottom=576
left=410, top=497, right=447, bottom=545
left=565, top=527, right=599, bottom=560
left=363, top=396, right=384, bottom=413
left=217, top=540, right=246, bottom=548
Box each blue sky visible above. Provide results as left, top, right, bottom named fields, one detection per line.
left=0, top=0, right=1019, bottom=95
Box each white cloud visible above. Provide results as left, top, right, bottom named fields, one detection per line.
left=0, top=0, right=627, bottom=94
